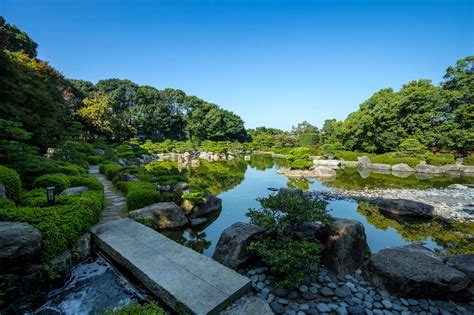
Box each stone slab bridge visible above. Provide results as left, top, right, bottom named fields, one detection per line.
left=89, top=167, right=251, bottom=314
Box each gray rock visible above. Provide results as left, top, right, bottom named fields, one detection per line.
left=376, top=198, right=434, bottom=218
left=317, top=303, right=331, bottom=312
left=392, top=163, right=415, bottom=172
left=270, top=301, right=285, bottom=314
left=347, top=305, right=365, bottom=315
left=447, top=184, right=469, bottom=190
left=415, top=163, right=443, bottom=174
left=320, top=287, right=335, bottom=296
left=446, top=254, right=474, bottom=280
left=381, top=300, right=392, bottom=309
left=302, top=292, right=316, bottom=300
left=293, top=221, right=331, bottom=243
left=322, top=218, right=370, bottom=275
left=117, top=173, right=139, bottom=182
left=335, top=286, right=352, bottom=298
left=181, top=193, right=222, bottom=218
left=212, top=222, right=265, bottom=270
left=368, top=163, right=392, bottom=170
left=312, top=166, right=337, bottom=177
left=60, top=186, right=89, bottom=196
left=0, top=221, right=42, bottom=266
left=128, top=202, right=188, bottom=229
left=93, top=148, right=105, bottom=156
left=174, top=182, right=190, bottom=190
left=357, top=156, right=371, bottom=168
left=190, top=217, right=208, bottom=226
left=363, top=244, right=471, bottom=299
left=71, top=232, right=91, bottom=261
left=221, top=295, right=274, bottom=315
left=275, top=288, right=288, bottom=297
left=299, top=284, right=308, bottom=293
left=50, top=249, right=72, bottom=280
left=0, top=183, right=6, bottom=199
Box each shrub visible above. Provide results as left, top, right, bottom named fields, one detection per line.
left=182, top=192, right=206, bottom=203
left=287, top=147, right=313, bottom=170
left=320, top=142, right=344, bottom=156
left=126, top=181, right=162, bottom=211
left=99, top=163, right=123, bottom=180
left=155, top=175, right=187, bottom=186
left=246, top=191, right=331, bottom=288
left=58, top=163, right=86, bottom=175
left=398, top=138, right=427, bottom=156
left=0, top=166, right=21, bottom=202
left=426, top=154, right=455, bottom=166
left=335, top=151, right=369, bottom=161
left=298, top=134, right=320, bottom=147
left=0, top=199, right=15, bottom=209
left=105, top=302, right=164, bottom=315
left=87, top=155, right=102, bottom=165
left=21, top=188, right=47, bottom=207
left=0, top=190, right=103, bottom=262
left=68, top=176, right=103, bottom=191
left=33, top=174, right=70, bottom=193
left=370, top=153, right=421, bottom=168
left=464, top=156, right=474, bottom=166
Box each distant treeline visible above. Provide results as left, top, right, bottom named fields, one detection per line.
left=0, top=16, right=472, bottom=159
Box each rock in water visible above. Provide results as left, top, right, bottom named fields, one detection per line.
left=376, top=198, right=434, bottom=218
left=0, top=221, right=42, bottom=266
left=213, top=222, right=265, bottom=269
left=313, top=166, right=337, bottom=177
left=60, top=186, right=89, bottom=196
left=128, top=202, right=188, bottom=229
left=391, top=163, right=415, bottom=172
left=322, top=218, right=369, bottom=275
left=363, top=244, right=471, bottom=300
left=181, top=194, right=222, bottom=218
left=357, top=156, right=371, bottom=168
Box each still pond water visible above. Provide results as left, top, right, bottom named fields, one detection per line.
left=165, top=156, right=474, bottom=257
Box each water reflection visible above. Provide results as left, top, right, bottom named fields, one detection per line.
left=160, top=156, right=473, bottom=257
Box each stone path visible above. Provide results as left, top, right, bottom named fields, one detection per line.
left=88, top=166, right=127, bottom=223
left=91, top=219, right=251, bottom=314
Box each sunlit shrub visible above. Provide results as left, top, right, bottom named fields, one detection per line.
left=33, top=174, right=70, bottom=193
left=0, top=166, right=21, bottom=202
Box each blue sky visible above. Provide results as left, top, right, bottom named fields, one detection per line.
left=2, top=0, right=473, bottom=130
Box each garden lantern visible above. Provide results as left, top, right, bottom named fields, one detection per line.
left=47, top=186, right=56, bottom=206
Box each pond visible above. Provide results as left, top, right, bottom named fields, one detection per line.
left=164, top=155, right=474, bottom=257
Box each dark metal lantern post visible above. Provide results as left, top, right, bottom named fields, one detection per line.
left=47, top=186, right=56, bottom=206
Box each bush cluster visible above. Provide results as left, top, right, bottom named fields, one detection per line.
left=33, top=174, right=70, bottom=194
left=464, top=156, right=474, bottom=166
left=68, top=175, right=103, bottom=191
left=87, top=155, right=102, bottom=165
left=247, top=190, right=331, bottom=288
left=99, top=163, right=123, bottom=180
left=126, top=181, right=163, bottom=211
left=0, top=190, right=103, bottom=262
left=287, top=147, right=313, bottom=169
left=0, top=166, right=21, bottom=202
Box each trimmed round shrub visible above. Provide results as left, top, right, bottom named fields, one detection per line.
left=99, top=163, right=123, bottom=180
left=0, top=165, right=21, bottom=202
left=0, top=198, right=15, bottom=209
left=68, top=175, right=103, bottom=191
left=21, top=188, right=47, bottom=207
left=426, top=154, right=455, bottom=166
left=126, top=181, right=162, bottom=211
left=87, top=155, right=102, bottom=165
left=58, top=163, right=86, bottom=175
left=33, top=174, right=70, bottom=193
left=464, top=156, right=474, bottom=166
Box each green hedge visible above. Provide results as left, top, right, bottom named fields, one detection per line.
left=68, top=175, right=103, bottom=191
left=0, top=199, right=15, bottom=209
left=99, top=163, right=123, bottom=180
left=87, top=155, right=102, bottom=165
left=33, top=174, right=70, bottom=193
left=0, top=166, right=21, bottom=202
left=58, top=163, right=86, bottom=175
left=426, top=154, right=455, bottom=166
left=464, top=156, right=474, bottom=166
left=0, top=190, right=103, bottom=262
left=126, top=181, right=163, bottom=211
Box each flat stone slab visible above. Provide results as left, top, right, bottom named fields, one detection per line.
left=91, top=219, right=251, bottom=314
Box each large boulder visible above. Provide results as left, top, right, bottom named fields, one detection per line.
left=312, top=166, right=337, bottom=177
left=50, top=249, right=72, bottom=280
left=0, top=222, right=42, bottom=266
left=367, top=163, right=392, bottom=170
left=60, top=186, right=89, bottom=196
left=392, top=163, right=415, bottom=172
left=181, top=194, right=222, bottom=218
left=128, top=202, right=188, bottom=229
left=212, top=222, right=265, bottom=270
left=293, top=221, right=331, bottom=243
left=446, top=254, right=474, bottom=282
left=357, top=156, right=371, bottom=168
left=322, top=218, right=369, bottom=275
left=415, top=163, right=443, bottom=174
left=313, top=159, right=342, bottom=168
left=376, top=198, right=434, bottom=218
left=221, top=295, right=273, bottom=315
left=363, top=244, right=471, bottom=300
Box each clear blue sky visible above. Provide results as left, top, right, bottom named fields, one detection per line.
left=2, top=0, right=473, bottom=130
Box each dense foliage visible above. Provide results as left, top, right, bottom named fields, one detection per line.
left=0, top=166, right=21, bottom=202
left=247, top=190, right=331, bottom=288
